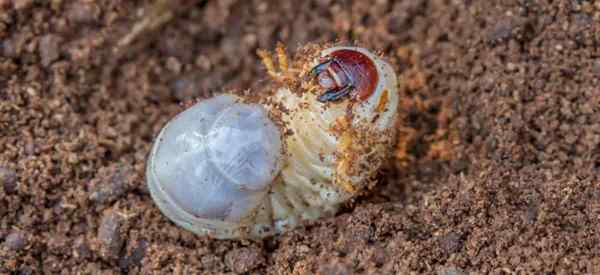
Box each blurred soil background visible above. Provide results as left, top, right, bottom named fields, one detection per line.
left=1, top=0, right=600, bottom=274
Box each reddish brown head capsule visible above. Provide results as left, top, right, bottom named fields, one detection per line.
left=310, top=49, right=379, bottom=102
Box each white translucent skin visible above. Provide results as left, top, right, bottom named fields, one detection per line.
left=146, top=47, right=399, bottom=239
left=146, top=94, right=282, bottom=238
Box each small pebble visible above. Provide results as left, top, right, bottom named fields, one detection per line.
left=438, top=266, right=467, bottom=275
left=13, top=0, right=33, bottom=10
left=0, top=166, right=17, bottom=194
left=119, top=240, right=148, bottom=271
left=66, top=2, right=101, bottom=24
left=488, top=22, right=513, bottom=43
left=172, top=73, right=202, bottom=101
left=506, top=62, right=517, bottom=72
left=439, top=232, right=463, bottom=254
left=316, top=259, right=352, bottom=275
left=98, top=210, right=124, bottom=259
left=4, top=231, right=27, bottom=251
left=89, top=165, right=133, bottom=206
left=1, top=38, right=18, bottom=58
left=225, top=247, right=265, bottom=274
left=39, top=34, right=62, bottom=67
left=592, top=59, right=600, bottom=76
left=73, top=237, right=92, bottom=259
left=201, top=254, right=224, bottom=270
left=166, top=57, right=182, bottom=74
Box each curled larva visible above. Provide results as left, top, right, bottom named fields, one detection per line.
left=146, top=44, right=399, bottom=239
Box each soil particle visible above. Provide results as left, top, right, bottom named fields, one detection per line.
left=438, top=232, right=463, bottom=254
left=73, top=237, right=92, bottom=260
left=97, top=210, right=124, bottom=260
left=0, top=166, right=17, bottom=194
left=65, top=1, right=101, bottom=25
left=89, top=165, right=134, bottom=207
left=316, top=259, right=352, bottom=275
left=119, top=240, right=148, bottom=272
left=225, top=246, right=265, bottom=274
left=3, top=231, right=27, bottom=251
left=12, top=0, right=33, bottom=10
left=39, top=34, right=62, bottom=67
left=437, top=266, right=466, bottom=275
left=172, top=72, right=204, bottom=100
left=592, top=59, right=600, bottom=76
left=487, top=18, right=522, bottom=45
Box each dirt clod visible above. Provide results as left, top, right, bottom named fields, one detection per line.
left=13, top=0, right=33, bottom=10
left=437, top=266, right=466, bottom=275
left=0, top=166, right=17, bottom=194
left=89, top=165, right=134, bottom=206
left=225, top=247, right=265, bottom=274
left=3, top=231, right=27, bottom=251
left=119, top=240, right=148, bottom=272
left=592, top=59, right=600, bottom=76
left=39, top=34, right=62, bottom=67
left=439, top=232, right=462, bottom=254
left=316, top=259, right=352, bottom=275
left=97, top=210, right=124, bottom=260
left=73, top=237, right=92, bottom=260
left=66, top=2, right=101, bottom=24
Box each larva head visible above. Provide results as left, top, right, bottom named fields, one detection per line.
left=270, top=45, right=400, bottom=194
left=311, top=49, right=379, bottom=102
left=309, top=46, right=399, bottom=131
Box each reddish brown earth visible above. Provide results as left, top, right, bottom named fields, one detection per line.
left=2, top=0, right=600, bottom=274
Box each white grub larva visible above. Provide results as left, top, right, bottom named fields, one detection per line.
left=146, top=43, right=399, bottom=239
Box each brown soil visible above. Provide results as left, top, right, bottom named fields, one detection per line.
left=1, top=0, right=600, bottom=274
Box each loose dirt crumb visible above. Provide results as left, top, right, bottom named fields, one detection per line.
left=3, top=231, right=27, bottom=251
left=89, top=165, right=134, bottom=207
left=39, top=34, right=62, bottom=67
left=0, top=166, right=17, bottom=194
left=225, top=247, right=265, bottom=274
left=437, top=266, right=466, bottom=275
left=97, top=210, right=124, bottom=260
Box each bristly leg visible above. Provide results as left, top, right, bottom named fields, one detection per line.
left=257, top=49, right=278, bottom=79
left=317, top=84, right=354, bottom=102
left=276, top=42, right=289, bottom=73
left=257, top=42, right=293, bottom=82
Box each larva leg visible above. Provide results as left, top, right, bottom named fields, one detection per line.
left=309, top=59, right=333, bottom=76
left=276, top=42, right=289, bottom=73
left=317, top=84, right=354, bottom=102
left=257, top=49, right=279, bottom=79
left=258, top=43, right=295, bottom=82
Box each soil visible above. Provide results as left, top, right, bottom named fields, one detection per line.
left=1, top=0, right=600, bottom=274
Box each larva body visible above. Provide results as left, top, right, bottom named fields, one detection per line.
left=147, top=44, right=399, bottom=239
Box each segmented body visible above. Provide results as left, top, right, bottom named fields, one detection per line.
left=147, top=44, right=399, bottom=239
